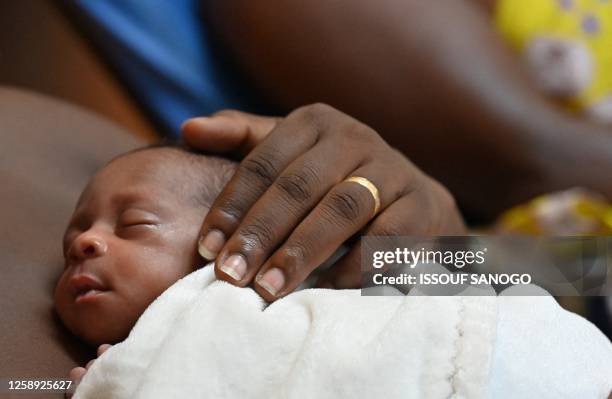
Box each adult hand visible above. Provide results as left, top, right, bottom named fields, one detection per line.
left=182, top=104, right=465, bottom=301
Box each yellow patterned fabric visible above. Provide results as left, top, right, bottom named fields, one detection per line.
left=496, top=0, right=612, bottom=110
left=496, top=188, right=612, bottom=235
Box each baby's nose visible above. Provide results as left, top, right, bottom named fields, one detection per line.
left=69, top=233, right=108, bottom=262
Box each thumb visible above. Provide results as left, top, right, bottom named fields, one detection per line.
left=181, top=110, right=280, bottom=157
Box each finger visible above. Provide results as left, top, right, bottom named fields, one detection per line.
left=85, top=359, right=95, bottom=370
left=213, top=140, right=363, bottom=286
left=97, top=344, right=112, bottom=357
left=69, top=366, right=86, bottom=384
left=316, top=192, right=438, bottom=289
left=197, top=108, right=323, bottom=263
left=181, top=110, right=279, bottom=156
left=253, top=166, right=405, bottom=300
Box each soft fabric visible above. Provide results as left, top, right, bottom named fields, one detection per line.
left=74, top=266, right=611, bottom=399
left=491, top=286, right=612, bottom=398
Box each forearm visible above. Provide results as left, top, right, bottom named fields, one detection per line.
left=206, top=0, right=612, bottom=221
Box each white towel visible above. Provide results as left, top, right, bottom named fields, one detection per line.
left=74, top=265, right=611, bottom=398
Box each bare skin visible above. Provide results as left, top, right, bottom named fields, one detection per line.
left=55, top=149, right=206, bottom=346
left=63, top=116, right=465, bottom=387
left=183, top=104, right=465, bottom=301
left=204, top=0, right=612, bottom=222
left=58, top=149, right=218, bottom=394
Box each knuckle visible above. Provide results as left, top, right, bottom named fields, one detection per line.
left=292, top=103, right=336, bottom=135
left=297, top=102, right=334, bottom=118
left=241, top=150, right=280, bottom=186
left=349, top=122, right=377, bottom=142
left=275, top=165, right=320, bottom=204
left=308, top=102, right=335, bottom=114
left=324, top=189, right=363, bottom=224
left=239, top=219, right=276, bottom=249
left=273, top=243, right=309, bottom=275
left=399, top=168, right=426, bottom=198
left=373, top=220, right=406, bottom=236
left=214, top=197, right=247, bottom=223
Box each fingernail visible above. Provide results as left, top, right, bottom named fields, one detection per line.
left=198, top=229, right=225, bottom=260
left=220, top=254, right=247, bottom=281
left=180, top=117, right=206, bottom=131
left=257, top=268, right=285, bottom=296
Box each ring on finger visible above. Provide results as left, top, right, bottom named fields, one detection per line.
left=343, top=176, right=381, bottom=217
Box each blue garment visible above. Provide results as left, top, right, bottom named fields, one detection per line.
left=73, top=0, right=272, bottom=137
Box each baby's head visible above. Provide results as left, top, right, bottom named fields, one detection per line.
left=54, top=145, right=235, bottom=345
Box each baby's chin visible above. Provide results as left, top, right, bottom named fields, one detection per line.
left=55, top=291, right=139, bottom=346
left=69, top=319, right=129, bottom=346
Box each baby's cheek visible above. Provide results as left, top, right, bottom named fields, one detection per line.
left=53, top=275, right=71, bottom=317
left=113, top=244, right=193, bottom=318
left=67, top=293, right=139, bottom=345
left=115, top=257, right=171, bottom=302
left=144, top=261, right=188, bottom=297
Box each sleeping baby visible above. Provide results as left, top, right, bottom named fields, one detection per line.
left=55, top=144, right=612, bottom=398
left=54, top=144, right=235, bottom=346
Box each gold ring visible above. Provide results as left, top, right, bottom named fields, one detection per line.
left=344, top=176, right=381, bottom=217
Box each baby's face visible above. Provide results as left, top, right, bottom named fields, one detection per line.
left=54, top=150, right=203, bottom=345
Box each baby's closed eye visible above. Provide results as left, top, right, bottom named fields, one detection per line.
left=116, top=209, right=161, bottom=238
left=118, top=209, right=160, bottom=226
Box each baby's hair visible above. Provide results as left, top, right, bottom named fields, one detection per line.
left=110, top=141, right=237, bottom=209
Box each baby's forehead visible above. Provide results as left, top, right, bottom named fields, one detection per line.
left=79, top=146, right=236, bottom=210
left=101, top=147, right=184, bottom=181
left=79, top=149, right=191, bottom=205
left=76, top=146, right=235, bottom=212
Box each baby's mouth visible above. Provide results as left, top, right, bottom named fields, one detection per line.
left=70, top=274, right=109, bottom=303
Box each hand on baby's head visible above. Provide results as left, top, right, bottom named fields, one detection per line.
left=54, top=145, right=235, bottom=345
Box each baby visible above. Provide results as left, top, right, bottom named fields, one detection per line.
left=54, top=144, right=235, bottom=346
left=55, top=144, right=612, bottom=398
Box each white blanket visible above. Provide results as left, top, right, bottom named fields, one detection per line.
left=74, top=266, right=612, bottom=399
